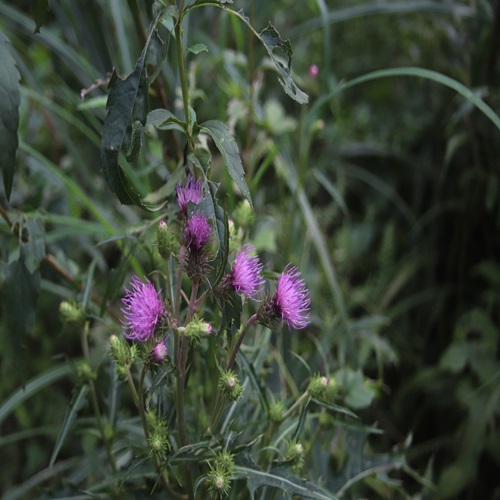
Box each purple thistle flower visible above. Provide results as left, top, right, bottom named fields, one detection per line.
left=176, top=175, right=203, bottom=215
left=229, top=244, right=265, bottom=300
left=121, top=275, right=165, bottom=342
left=183, top=212, right=212, bottom=252
left=273, top=264, right=311, bottom=329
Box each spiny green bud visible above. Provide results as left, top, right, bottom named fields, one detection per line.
left=214, top=451, right=235, bottom=476
left=219, top=370, right=243, bottom=401
left=148, top=429, right=170, bottom=456
left=325, top=376, right=338, bottom=400
left=234, top=199, right=254, bottom=229
left=285, top=441, right=305, bottom=472
left=77, top=362, right=96, bottom=382
left=269, top=401, right=284, bottom=423
left=207, top=469, right=231, bottom=499
left=59, top=301, right=85, bottom=324
left=307, top=375, right=329, bottom=399
left=178, top=318, right=213, bottom=344
left=157, top=220, right=177, bottom=259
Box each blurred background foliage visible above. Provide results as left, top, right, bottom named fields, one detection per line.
left=1, top=0, right=500, bottom=498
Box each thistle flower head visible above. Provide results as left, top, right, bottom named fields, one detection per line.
left=176, top=175, right=203, bottom=215
left=274, top=264, right=310, bottom=329
left=229, top=244, right=265, bottom=300
left=183, top=212, right=212, bottom=252
left=121, top=275, right=165, bottom=342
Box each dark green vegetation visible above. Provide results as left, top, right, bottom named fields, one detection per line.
left=1, top=0, right=500, bottom=498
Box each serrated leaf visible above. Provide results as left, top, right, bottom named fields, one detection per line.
left=100, top=7, right=174, bottom=209
left=235, top=462, right=337, bottom=499
left=0, top=33, right=20, bottom=201
left=201, top=120, right=252, bottom=205
left=30, top=0, right=49, bottom=33
left=20, top=217, right=46, bottom=274
left=184, top=3, right=308, bottom=104
left=50, top=384, right=89, bottom=468
left=330, top=426, right=406, bottom=495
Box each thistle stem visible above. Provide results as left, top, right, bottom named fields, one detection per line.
left=81, top=322, right=118, bottom=475
left=226, top=314, right=258, bottom=371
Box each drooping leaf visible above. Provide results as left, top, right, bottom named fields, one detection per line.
left=30, top=0, right=49, bottom=33
left=0, top=33, right=20, bottom=201
left=183, top=3, right=308, bottom=104
left=201, top=120, right=252, bottom=205
left=100, top=6, right=175, bottom=209
left=49, top=384, right=89, bottom=468
left=20, top=217, right=46, bottom=274
left=235, top=460, right=337, bottom=499
left=146, top=108, right=186, bottom=133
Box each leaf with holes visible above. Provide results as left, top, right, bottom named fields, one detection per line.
left=100, top=6, right=176, bottom=209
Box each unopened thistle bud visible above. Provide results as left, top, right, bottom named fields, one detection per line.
left=146, top=413, right=170, bottom=456
left=219, top=370, right=243, bottom=401
left=307, top=375, right=329, bottom=399
left=234, top=199, right=254, bottom=229
left=178, top=318, right=213, bottom=344
left=285, top=441, right=305, bottom=472
left=157, top=220, right=176, bottom=259
left=207, top=469, right=231, bottom=499
left=149, top=341, right=168, bottom=364
left=59, top=301, right=85, bottom=324
left=269, top=401, right=284, bottom=423
left=77, top=362, right=96, bottom=382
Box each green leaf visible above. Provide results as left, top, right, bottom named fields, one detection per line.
left=329, top=425, right=406, bottom=495
left=184, top=3, right=308, bottom=104
left=0, top=33, right=20, bottom=201
left=100, top=7, right=174, bottom=209
left=30, top=0, right=49, bottom=33
left=335, top=368, right=375, bottom=409
left=317, top=67, right=500, bottom=134
left=4, top=257, right=41, bottom=371
left=235, top=461, right=337, bottom=499
left=0, top=364, right=73, bottom=425
left=312, top=398, right=358, bottom=419
left=146, top=108, right=186, bottom=133
left=20, top=217, right=46, bottom=274
left=49, top=384, right=89, bottom=468
left=201, top=120, right=252, bottom=205
left=188, top=42, right=209, bottom=55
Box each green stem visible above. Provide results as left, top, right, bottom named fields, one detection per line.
left=226, top=314, right=258, bottom=371
left=82, top=323, right=118, bottom=475
left=207, top=314, right=258, bottom=434
left=175, top=19, right=191, bottom=142
left=282, top=392, right=311, bottom=420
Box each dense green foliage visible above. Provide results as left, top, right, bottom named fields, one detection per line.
left=1, top=0, right=500, bottom=498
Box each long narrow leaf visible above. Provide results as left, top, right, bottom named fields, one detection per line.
left=316, top=67, right=500, bottom=134
left=49, top=385, right=89, bottom=468
left=0, top=364, right=74, bottom=425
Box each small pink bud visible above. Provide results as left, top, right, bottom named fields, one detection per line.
left=309, top=64, right=319, bottom=78
left=151, top=341, right=168, bottom=363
